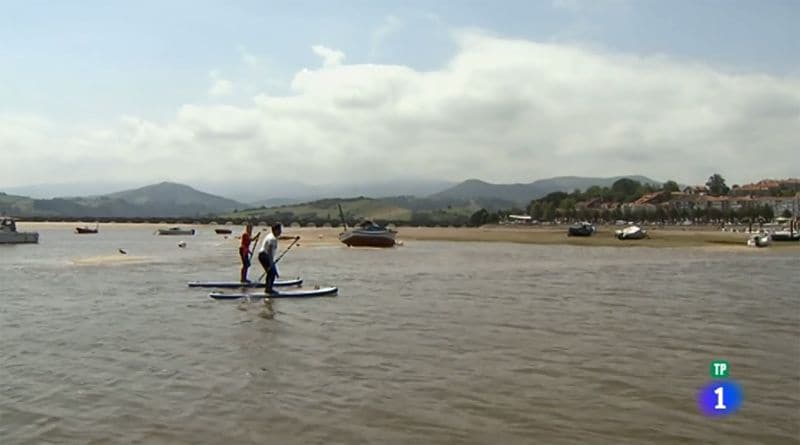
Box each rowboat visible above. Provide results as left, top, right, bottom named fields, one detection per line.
left=157, top=227, right=196, bottom=236
left=75, top=223, right=99, bottom=234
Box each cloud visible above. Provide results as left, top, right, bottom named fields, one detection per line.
left=311, top=45, right=345, bottom=67
left=207, top=70, right=233, bottom=96
left=2, top=31, right=799, bottom=190
left=208, top=79, right=233, bottom=96
left=370, top=15, right=404, bottom=58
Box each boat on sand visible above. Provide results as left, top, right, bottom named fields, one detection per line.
left=747, top=232, right=771, bottom=247
left=567, top=222, right=595, bottom=237
left=615, top=225, right=647, bottom=240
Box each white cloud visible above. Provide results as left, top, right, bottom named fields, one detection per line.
left=311, top=45, right=345, bottom=68
left=207, top=70, right=233, bottom=96
left=208, top=78, right=233, bottom=96
left=370, top=15, right=404, bottom=58
left=2, top=31, right=799, bottom=189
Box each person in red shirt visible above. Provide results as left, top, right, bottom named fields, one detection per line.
left=239, top=223, right=260, bottom=282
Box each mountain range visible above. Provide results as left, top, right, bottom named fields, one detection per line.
left=0, top=175, right=660, bottom=218
left=0, top=182, right=246, bottom=218
left=431, top=175, right=660, bottom=205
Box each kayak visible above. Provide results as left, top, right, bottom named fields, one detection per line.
left=209, top=286, right=338, bottom=300
left=187, top=278, right=303, bottom=288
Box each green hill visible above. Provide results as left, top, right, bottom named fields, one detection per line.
left=223, top=196, right=485, bottom=226
left=0, top=182, right=246, bottom=218
left=106, top=182, right=245, bottom=214
left=430, top=175, right=661, bottom=204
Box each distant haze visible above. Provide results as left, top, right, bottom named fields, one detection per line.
left=1, top=2, right=798, bottom=189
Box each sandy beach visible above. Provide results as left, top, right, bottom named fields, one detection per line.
left=17, top=222, right=800, bottom=251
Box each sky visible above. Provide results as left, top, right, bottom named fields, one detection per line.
left=1, top=0, right=799, bottom=192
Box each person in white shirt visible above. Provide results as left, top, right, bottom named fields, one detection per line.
left=258, top=223, right=282, bottom=294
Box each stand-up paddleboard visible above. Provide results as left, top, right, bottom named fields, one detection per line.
left=209, top=286, right=338, bottom=300
left=187, top=278, right=303, bottom=288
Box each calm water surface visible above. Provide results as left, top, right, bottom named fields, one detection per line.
left=1, top=226, right=798, bottom=444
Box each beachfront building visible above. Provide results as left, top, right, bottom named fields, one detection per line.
left=682, top=185, right=708, bottom=195
left=507, top=214, right=533, bottom=224
left=754, top=195, right=800, bottom=217
left=732, top=178, right=800, bottom=197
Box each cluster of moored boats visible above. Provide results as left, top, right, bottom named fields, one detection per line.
left=565, top=222, right=648, bottom=240
left=565, top=220, right=800, bottom=246
left=745, top=227, right=800, bottom=247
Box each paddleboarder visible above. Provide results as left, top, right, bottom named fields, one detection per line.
left=258, top=223, right=282, bottom=294
left=239, top=223, right=260, bottom=283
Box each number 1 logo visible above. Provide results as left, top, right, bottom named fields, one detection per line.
left=714, top=386, right=726, bottom=410
left=698, top=381, right=742, bottom=417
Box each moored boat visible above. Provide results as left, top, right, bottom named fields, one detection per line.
left=747, top=231, right=772, bottom=247
left=75, top=223, right=99, bottom=234
left=615, top=225, right=647, bottom=240
left=567, top=222, right=595, bottom=237
left=157, top=227, right=196, bottom=236
left=214, top=228, right=233, bottom=235
left=770, top=221, right=799, bottom=242
left=770, top=230, right=800, bottom=242
left=339, top=220, right=397, bottom=247
left=337, top=203, right=397, bottom=247
left=0, top=217, right=39, bottom=244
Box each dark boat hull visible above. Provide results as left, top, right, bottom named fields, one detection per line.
left=214, top=229, right=233, bottom=234
left=75, top=228, right=98, bottom=234
left=771, top=233, right=800, bottom=242
left=339, top=232, right=396, bottom=247
left=567, top=226, right=594, bottom=237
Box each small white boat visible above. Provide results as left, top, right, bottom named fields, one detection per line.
left=747, top=232, right=771, bottom=248
left=615, top=225, right=647, bottom=240
left=770, top=225, right=800, bottom=242
left=0, top=217, right=39, bottom=244
left=157, top=227, right=196, bottom=236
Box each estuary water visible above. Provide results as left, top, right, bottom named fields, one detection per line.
left=1, top=226, right=798, bottom=444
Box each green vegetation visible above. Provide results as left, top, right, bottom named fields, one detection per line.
left=706, top=173, right=730, bottom=196
left=222, top=196, right=482, bottom=227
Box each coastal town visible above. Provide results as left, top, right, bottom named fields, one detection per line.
left=514, top=177, right=800, bottom=225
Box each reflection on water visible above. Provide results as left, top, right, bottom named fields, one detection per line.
left=1, top=227, right=798, bottom=444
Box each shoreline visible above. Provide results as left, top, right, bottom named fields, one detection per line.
left=15, top=222, right=800, bottom=250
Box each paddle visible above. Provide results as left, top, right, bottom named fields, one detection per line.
left=246, top=231, right=261, bottom=263
left=257, top=236, right=301, bottom=282
left=338, top=204, right=348, bottom=230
